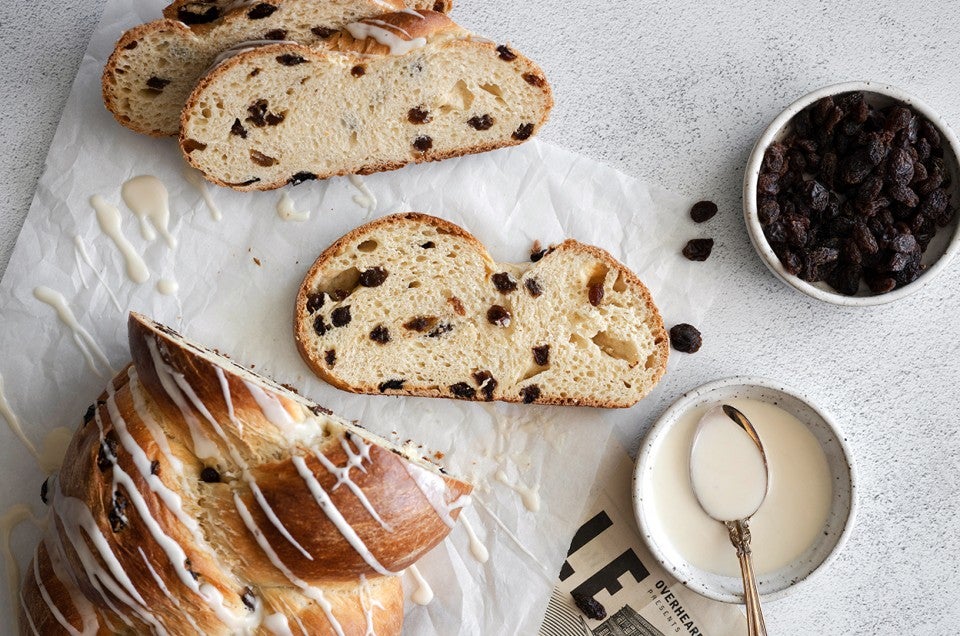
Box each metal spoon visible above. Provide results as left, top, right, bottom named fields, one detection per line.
left=690, top=404, right=769, bottom=636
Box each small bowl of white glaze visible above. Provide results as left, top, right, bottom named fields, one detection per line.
left=743, top=81, right=960, bottom=306
left=632, top=376, right=856, bottom=603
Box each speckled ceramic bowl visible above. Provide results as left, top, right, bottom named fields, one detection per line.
left=632, top=376, right=856, bottom=603
left=743, top=81, right=960, bottom=306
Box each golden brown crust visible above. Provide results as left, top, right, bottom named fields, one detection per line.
left=293, top=213, right=668, bottom=408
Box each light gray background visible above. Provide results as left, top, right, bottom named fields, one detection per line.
left=2, top=1, right=959, bottom=634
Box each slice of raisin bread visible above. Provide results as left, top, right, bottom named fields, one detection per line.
left=103, top=0, right=444, bottom=137
left=293, top=213, right=669, bottom=408
left=179, top=10, right=552, bottom=190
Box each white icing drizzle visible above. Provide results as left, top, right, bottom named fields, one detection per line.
left=406, top=565, right=433, bottom=605
left=128, top=367, right=182, bottom=471
left=495, top=469, right=541, bottom=512
left=33, top=286, right=114, bottom=377
left=0, top=372, right=42, bottom=465
left=276, top=192, right=310, bottom=222
left=144, top=335, right=221, bottom=460
left=89, top=195, right=149, bottom=284
left=399, top=8, right=425, bottom=18
left=264, top=613, right=296, bottom=636
left=345, top=20, right=426, bottom=55
left=313, top=436, right=392, bottom=532
left=348, top=175, right=377, bottom=213
left=401, top=461, right=471, bottom=527
left=32, top=552, right=85, bottom=636
left=209, top=39, right=296, bottom=70
left=73, top=242, right=89, bottom=289
left=243, top=381, right=314, bottom=444
left=358, top=574, right=384, bottom=636
left=137, top=547, right=204, bottom=634
left=41, top=526, right=102, bottom=634
left=183, top=167, right=222, bottom=221
left=291, top=455, right=394, bottom=576
left=73, top=235, right=123, bottom=312
left=121, top=176, right=177, bottom=248
left=214, top=366, right=242, bottom=436
left=459, top=515, right=489, bottom=563
left=474, top=498, right=548, bottom=573
left=157, top=278, right=179, bottom=295
left=233, top=494, right=345, bottom=636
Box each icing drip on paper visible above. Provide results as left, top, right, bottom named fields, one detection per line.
left=474, top=498, right=548, bottom=573
left=73, top=235, right=123, bottom=312
left=33, top=286, right=114, bottom=377
left=0, top=372, right=41, bottom=465
left=90, top=195, right=149, bottom=284
left=348, top=175, right=377, bottom=213
left=121, top=176, right=177, bottom=248
left=276, top=192, right=310, bottom=221
left=157, top=279, right=179, bottom=295
left=406, top=565, right=433, bottom=605
left=495, top=469, right=541, bottom=512
left=345, top=20, right=427, bottom=55
left=459, top=516, right=489, bottom=563
left=183, top=167, right=222, bottom=221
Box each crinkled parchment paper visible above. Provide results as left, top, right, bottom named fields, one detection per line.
left=0, top=1, right=718, bottom=633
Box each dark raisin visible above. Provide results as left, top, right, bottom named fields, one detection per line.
left=40, top=478, right=49, bottom=504
left=532, top=345, right=550, bottom=366
left=351, top=65, right=366, bottom=77
left=682, top=238, right=714, bottom=261
left=522, top=73, right=545, bottom=87
left=427, top=323, right=454, bottom=338
left=241, top=587, right=257, bottom=611
left=487, top=305, right=511, bottom=327
left=449, top=382, right=477, bottom=399
left=804, top=180, right=829, bottom=211
left=83, top=403, right=97, bottom=425
left=369, top=325, right=390, bottom=344
left=306, top=293, right=325, bottom=313
left=200, top=467, right=221, bottom=483
left=840, top=151, right=872, bottom=185
left=492, top=272, right=517, bottom=293
left=276, top=54, right=307, bottom=66
left=230, top=118, right=248, bottom=138
left=247, top=3, right=277, bottom=19
left=433, top=0, right=445, bottom=10
left=228, top=177, right=261, bottom=187
left=324, top=350, right=336, bottom=367
left=512, top=123, right=534, bottom=141
left=309, top=403, right=333, bottom=416
left=265, top=111, right=285, bottom=126
left=519, top=385, right=541, bottom=404
left=184, top=559, right=200, bottom=581
left=588, top=282, right=604, bottom=306
left=177, top=5, right=220, bottom=24
left=448, top=297, right=466, bottom=315
left=887, top=147, right=914, bottom=185
left=420, top=241, right=435, bottom=249
left=182, top=139, right=207, bottom=153
left=496, top=45, right=517, bottom=61
left=413, top=136, right=433, bottom=152
left=313, top=315, right=329, bottom=336
left=146, top=76, right=170, bottom=90
left=690, top=200, right=718, bottom=223
left=150, top=460, right=160, bottom=476
left=891, top=233, right=918, bottom=253
left=250, top=150, right=277, bottom=167
left=109, top=491, right=128, bottom=532
left=311, top=26, right=335, bottom=38
left=867, top=275, right=897, bottom=293
left=359, top=266, right=388, bottom=287
left=473, top=371, right=497, bottom=400
left=378, top=379, right=405, bottom=392
left=669, top=323, right=702, bottom=353
left=97, top=435, right=118, bottom=472
left=530, top=247, right=548, bottom=262
left=246, top=99, right=268, bottom=126
left=524, top=278, right=543, bottom=297
left=468, top=114, right=494, bottom=130
left=331, top=306, right=352, bottom=327
left=758, top=198, right=780, bottom=225
left=403, top=316, right=436, bottom=332
left=572, top=592, right=607, bottom=621
left=408, top=107, right=430, bottom=124
left=289, top=171, right=317, bottom=186
left=264, top=28, right=287, bottom=40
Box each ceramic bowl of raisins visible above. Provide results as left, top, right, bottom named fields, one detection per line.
left=744, top=81, right=960, bottom=305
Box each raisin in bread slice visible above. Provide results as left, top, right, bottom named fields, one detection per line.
left=179, top=10, right=552, bottom=190
left=103, top=0, right=444, bottom=137
left=294, top=213, right=668, bottom=408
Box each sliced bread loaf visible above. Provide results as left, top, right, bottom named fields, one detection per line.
left=293, top=213, right=669, bottom=408
left=179, top=10, right=552, bottom=190
left=103, top=0, right=443, bottom=137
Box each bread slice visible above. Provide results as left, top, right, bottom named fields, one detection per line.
left=179, top=10, right=552, bottom=190
left=102, top=0, right=445, bottom=137
left=294, top=214, right=669, bottom=408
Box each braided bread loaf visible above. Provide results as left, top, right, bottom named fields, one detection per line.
left=19, top=313, right=471, bottom=635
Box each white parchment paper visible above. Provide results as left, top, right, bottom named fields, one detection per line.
left=0, top=1, right=719, bottom=633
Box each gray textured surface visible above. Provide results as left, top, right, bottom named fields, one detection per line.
left=2, top=0, right=959, bottom=633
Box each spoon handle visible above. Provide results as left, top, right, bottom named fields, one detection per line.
left=726, top=519, right=767, bottom=636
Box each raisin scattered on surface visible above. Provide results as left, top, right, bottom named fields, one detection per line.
left=311, top=26, right=335, bottom=38
left=512, top=123, right=535, bottom=140
left=413, top=136, right=433, bottom=152
left=97, top=435, right=118, bottom=472
left=200, top=467, right=221, bottom=483
left=276, top=53, right=307, bottom=66
left=532, top=344, right=550, bottom=366
left=289, top=171, right=317, bottom=186
left=306, top=292, right=325, bottom=313
left=572, top=592, right=607, bottom=620
left=247, top=3, right=277, bottom=19
left=487, top=305, right=511, bottom=327
left=690, top=200, right=718, bottom=223
left=682, top=238, right=714, bottom=261
left=669, top=323, right=702, bottom=353
left=449, top=382, right=477, bottom=399
left=351, top=65, right=366, bottom=77
left=331, top=306, right=352, bottom=327
left=230, top=118, right=248, bottom=138
left=473, top=371, right=497, bottom=400
left=109, top=491, right=128, bottom=532
left=408, top=107, right=431, bottom=124
left=468, top=114, right=494, bottom=130
left=324, top=350, right=336, bottom=367
left=369, top=325, right=391, bottom=344
left=241, top=588, right=257, bottom=611
left=359, top=266, right=388, bottom=287
left=496, top=45, right=517, bottom=61
left=378, top=379, right=405, bottom=392
left=588, top=282, right=604, bottom=306
left=146, top=76, right=170, bottom=90
left=492, top=272, right=517, bottom=293
left=519, top=385, right=541, bottom=404
left=524, top=278, right=543, bottom=297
